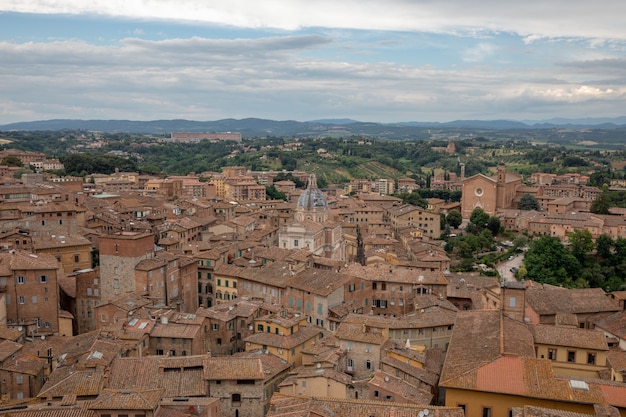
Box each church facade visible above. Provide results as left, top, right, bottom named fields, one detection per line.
left=279, top=174, right=345, bottom=260
left=461, top=163, right=523, bottom=218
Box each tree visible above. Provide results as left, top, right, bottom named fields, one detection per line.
left=596, top=234, right=614, bottom=259
left=487, top=216, right=501, bottom=236
left=265, top=185, right=287, bottom=201
left=446, top=210, right=463, bottom=229
left=518, top=193, right=540, bottom=211
left=524, top=236, right=581, bottom=287
left=590, top=192, right=610, bottom=214
left=0, top=155, right=23, bottom=167
left=469, top=207, right=489, bottom=231
left=568, top=229, right=594, bottom=264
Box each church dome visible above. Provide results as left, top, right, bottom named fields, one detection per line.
left=297, top=174, right=327, bottom=210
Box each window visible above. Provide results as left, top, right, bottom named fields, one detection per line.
left=212, top=323, right=219, bottom=331
left=301, top=380, right=307, bottom=388
left=113, top=279, right=119, bottom=289
left=587, top=353, right=596, bottom=365
left=548, top=348, right=557, bottom=360
left=18, top=296, right=25, bottom=304
left=294, top=239, right=299, bottom=247
left=39, top=275, right=48, bottom=283
left=217, top=338, right=222, bottom=345
left=74, top=254, right=80, bottom=263
left=374, top=390, right=379, bottom=398
left=31, top=296, right=38, bottom=304
left=509, top=296, right=516, bottom=307
left=232, top=393, right=241, bottom=404
left=567, top=351, right=576, bottom=363
left=482, top=407, right=492, bottom=417
left=365, top=360, right=372, bottom=370
left=16, top=276, right=25, bottom=284
left=16, top=375, right=23, bottom=384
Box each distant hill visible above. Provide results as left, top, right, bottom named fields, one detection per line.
left=2, top=117, right=626, bottom=138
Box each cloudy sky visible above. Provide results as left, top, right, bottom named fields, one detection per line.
left=1, top=1, right=626, bottom=124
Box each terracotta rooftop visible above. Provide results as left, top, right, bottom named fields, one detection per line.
left=287, top=268, right=348, bottom=296
left=368, top=370, right=434, bottom=404
left=106, top=356, right=207, bottom=397
left=440, top=311, right=535, bottom=385
left=531, top=324, right=609, bottom=351
left=38, top=367, right=105, bottom=399
left=593, top=310, right=626, bottom=339
left=526, top=287, right=620, bottom=315
left=89, top=388, right=163, bottom=410
left=244, top=325, right=322, bottom=350
left=267, top=393, right=464, bottom=417
left=196, top=299, right=261, bottom=321
left=205, top=353, right=290, bottom=380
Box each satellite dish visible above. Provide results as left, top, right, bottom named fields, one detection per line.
left=419, top=412, right=424, bottom=417
left=384, top=376, right=390, bottom=382
left=41, top=335, right=46, bottom=340
left=424, top=409, right=430, bottom=416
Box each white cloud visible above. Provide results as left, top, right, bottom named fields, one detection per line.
left=462, top=43, right=497, bottom=62
left=3, top=0, right=626, bottom=40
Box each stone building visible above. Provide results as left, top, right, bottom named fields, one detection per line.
left=99, top=232, right=155, bottom=302
left=278, top=174, right=345, bottom=260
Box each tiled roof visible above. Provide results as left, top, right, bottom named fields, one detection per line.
left=530, top=324, right=608, bottom=350
left=381, top=356, right=439, bottom=386
left=38, top=368, right=105, bottom=398
left=2, top=250, right=59, bottom=270
left=1, top=352, right=47, bottom=375
left=0, top=340, right=22, bottom=362
left=89, top=388, right=163, bottom=410
left=287, top=365, right=352, bottom=385
left=526, top=287, right=619, bottom=315
left=341, top=263, right=448, bottom=285
left=267, top=393, right=464, bottom=417
left=605, top=349, right=626, bottom=373
left=286, top=268, right=348, bottom=295
left=5, top=405, right=97, bottom=417
left=368, top=370, right=433, bottom=404
left=593, top=310, right=626, bottom=339
left=150, top=322, right=200, bottom=339
left=440, top=311, right=535, bottom=384
left=196, top=299, right=261, bottom=321
left=0, top=325, right=24, bottom=342
left=32, top=234, right=91, bottom=250
left=517, top=405, right=593, bottom=417
left=204, top=355, right=285, bottom=380
left=106, top=356, right=207, bottom=397
left=244, top=325, right=321, bottom=349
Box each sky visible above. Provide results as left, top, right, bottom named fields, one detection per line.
left=1, top=1, right=626, bottom=124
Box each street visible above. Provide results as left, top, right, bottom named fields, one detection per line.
left=496, top=253, right=524, bottom=282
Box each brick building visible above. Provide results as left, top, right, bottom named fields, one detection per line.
left=0, top=250, right=60, bottom=335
